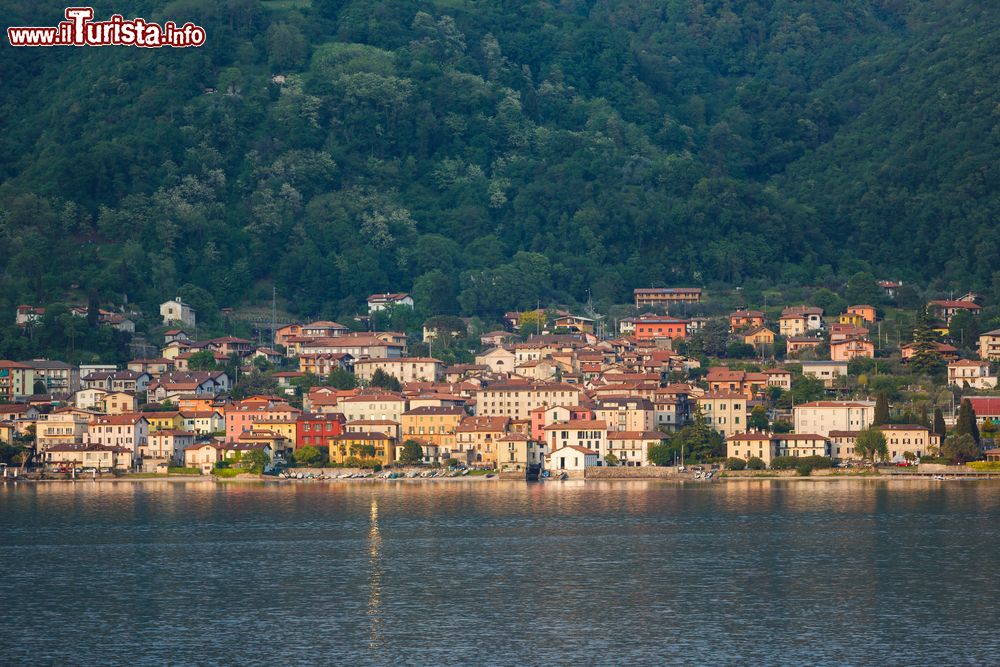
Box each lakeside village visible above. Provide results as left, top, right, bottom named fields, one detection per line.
left=4, top=282, right=1000, bottom=481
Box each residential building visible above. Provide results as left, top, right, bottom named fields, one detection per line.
left=101, top=391, right=138, bottom=415
left=301, top=321, right=350, bottom=338
left=697, top=392, right=748, bottom=439
left=900, top=341, right=958, bottom=362
left=763, top=369, right=792, bottom=391
left=0, top=361, right=35, bottom=402
left=293, top=336, right=403, bottom=360
left=44, top=443, right=133, bottom=471
left=607, top=431, right=665, bottom=467
left=354, top=358, right=445, bottom=384
left=456, top=415, right=511, bottom=466
left=367, top=293, right=414, bottom=313
left=632, top=316, right=689, bottom=341
left=337, top=393, right=407, bottom=424
left=705, top=368, right=768, bottom=399
left=475, top=382, right=581, bottom=421
left=880, top=424, right=939, bottom=460
left=793, top=401, right=875, bottom=437
left=25, top=360, right=79, bottom=394
left=544, top=420, right=608, bottom=460
left=297, top=353, right=354, bottom=377
left=830, top=337, right=874, bottom=362
left=633, top=287, right=702, bottom=308
left=594, top=397, right=655, bottom=433
left=799, top=360, right=848, bottom=388
left=184, top=441, right=225, bottom=474
left=160, top=297, right=196, bottom=327
left=496, top=433, right=544, bottom=472
left=401, top=406, right=465, bottom=453
left=328, top=432, right=397, bottom=465
left=786, top=337, right=822, bottom=356
left=86, top=414, right=149, bottom=453
left=775, top=434, right=830, bottom=458
left=140, top=430, right=196, bottom=470
left=927, top=299, right=981, bottom=324
left=743, top=326, right=776, bottom=346
left=729, top=309, right=765, bottom=332
left=726, top=433, right=778, bottom=466
left=847, top=305, right=877, bottom=323
left=296, top=412, right=346, bottom=449
left=779, top=306, right=824, bottom=336
left=547, top=445, right=598, bottom=471
left=35, top=408, right=93, bottom=451
left=475, top=347, right=517, bottom=373
left=947, top=360, right=998, bottom=389
left=978, top=329, right=1000, bottom=361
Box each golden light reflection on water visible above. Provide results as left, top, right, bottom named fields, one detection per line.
left=367, top=496, right=383, bottom=650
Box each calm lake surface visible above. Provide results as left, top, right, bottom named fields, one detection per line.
left=2, top=479, right=999, bottom=665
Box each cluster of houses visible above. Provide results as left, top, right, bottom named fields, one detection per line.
left=2, top=286, right=999, bottom=476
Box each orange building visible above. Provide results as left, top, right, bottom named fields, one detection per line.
left=633, top=316, right=689, bottom=341
left=729, top=309, right=765, bottom=332
left=847, top=305, right=877, bottom=323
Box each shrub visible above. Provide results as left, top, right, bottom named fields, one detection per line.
left=772, top=455, right=832, bottom=474
left=167, top=466, right=199, bottom=475
left=967, top=461, right=1000, bottom=471
left=213, top=467, right=241, bottom=478
left=746, top=457, right=766, bottom=470
left=725, top=457, right=746, bottom=471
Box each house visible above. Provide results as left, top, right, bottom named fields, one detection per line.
left=799, top=360, right=848, bottom=388
left=727, top=433, right=779, bottom=466
left=830, top=337, right=874, bottom=362
left=44, top=443, right=133, bottom=471
left=632, top=316, right=689, bottom=341
left=101, top=391, right=138, bottom=415
left=838, top=312, right=866, bottom=328
left=182, top=410, right=226, bottom=435
left=160, top=297, right=196, bottom=327
left=496, top=433, right=545, bottom=472
left=793, top=401, right=875, bottom=437
left=184, top=441, right=225, bottom=474
left=877, top=280, right=901, bottom=298
left=847, top=305, right=877, bottom=323
left=140, top=411, right=185, bottom=433
left=978, top=329, right=1000, bottom=361
left=786, top=337, right=822, bottom=356
left=127, top=358, right=173, bottom=378
left=697, top=392, right=749, bottom=439
left=900, top=341, right=958, bottom=362
left=205, top=336, right=254, bottom=358
left=336, top=392, right=407, bottom=424
left=729, top=309, right=765, bottom=332
left=328, top=432, right=397, bottom=465
left=354, top=358, right=445, bottom=384
left=367, top=293, right=414, bottom=313
left=110, top=370, right=152, bottom=393
left=927, top=299, right=981, bottom=324
left=301, top=321, right=350, bottom=338
left=140, top=430, right=196, bottom=470
left=275, top=324, right=302, bottom=347
left=607, top=431, right=665, bottom=466
left=293, top=335, right=402, bottom=360
left=401, top=406, right=465, bottom=453
left=15, top=305, right=45, bottom=327
left=85, top=414, right=149, bottom=452
left=705, top=368, right=768, bottom=399
left=25, top=360, right=80, bottom=394
left=880, top=424, right=939, bottom=460
left=633, top=287, right=702, bottom=309
left=948, top=360, right=998, bottom=389
left=964, top=397, right=1000, bottom=425
left=164, top=329, right=190, bottom=344
left=296, top=412, right=346, bottom=449
left=779, top=306, right=824, bottom=336
left=763, top=369, right=792, bottom=391
left=72, top=387, right=108, bottom=411
left=224, top=398, right=300, bottom=441
left=35, top=408, right=94, bottom=451
left=238, top=429, right=292, bottom=459
left=0, top=361, right=35, bottom=402
left=595, top=397, right=654, bottom=433
left=547, top=445, right=599, bottom=471
left=544, top=420, right=608, bottom=460
left=553, top=314, right=595, bottom=333
left=475, top=382, right=581, bottom=421
left=480, top=331, right=517, bottom=348
left=743, top=326, right=776, bottom=346
left=297, top=353, right=354, bottom=377
left=456, top=415, right=511, bottom=466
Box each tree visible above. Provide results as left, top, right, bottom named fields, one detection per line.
left=845, top=272, right=881, bottom=306
left=604, top=453, right=620, bottom=467
left=748, top=405, right=769, bottom=432
left=239, top=449, right=271, bottom=473
left=746, top=456, right=766, bottom=470
left=399, top=439, right=423, bottom=464
left=789, top=374, right=825, bottom=404
left=948, top=310, right=980, bottom=349
left=909, top=311, right=945, bottom=376
left=327, top=367, right=357, bottom=390
left=647, top=443, right=676, bottom=466
left=855, top=426, right=888, bottom=462
left=369, top=368, right=402, bottom=392
left=296, top=445, right=325, bottom=467
left=187, top=349, right=218, bottom=371
left=231, top=369, right=279, bottom=399
left=725, top=457, right=746, bottom=470
left=903, top=451, right=916, bottom=462
left=933, top=408, right=946, bottom=437
left=519, top=310, right=546, bottom=335
left=942, top=434, right=979, bottom=463
left=874, top=392, right=890, bottom=425
left=955, top=398, right=980, bottom=444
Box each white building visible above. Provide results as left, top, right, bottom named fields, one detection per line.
left=367, top=293, right=414, bottom=313
left=947, top=360, right=997, bottom=389
left=793, top=401, right=876, bottom=437
left=799, top=360, right=848, bottom=388
left=160, top=297, right=196, bottom=327
left=548, top=445, right=598, bottom=471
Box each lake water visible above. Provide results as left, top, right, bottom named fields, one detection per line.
left=2, top=479, right=999, bottom=665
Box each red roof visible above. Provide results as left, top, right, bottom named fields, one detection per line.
left=965, top=397, right=1000, bottom=416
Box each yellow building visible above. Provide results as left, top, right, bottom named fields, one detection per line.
left=401, top=406, right=464, bottom=452
left=141, top=411, right=185, bottom=432
left=255, top=418, right=299, bottom=447
left=742, top=326, right=776, bottom=346
left=328, top=432, right=396, bottom=465
left=838, top=313, right=865, bottom=327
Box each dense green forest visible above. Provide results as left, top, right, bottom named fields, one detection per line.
left=1, top=0, right=998, bottom=331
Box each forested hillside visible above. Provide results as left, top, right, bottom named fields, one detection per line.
left=1, top=0, right=997, bottom=324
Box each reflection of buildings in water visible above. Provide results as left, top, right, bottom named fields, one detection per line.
left=367, top=497, right=384, bottom=650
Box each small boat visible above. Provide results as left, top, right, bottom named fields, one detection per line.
left=485, top=473, right=495, bottom=478
left=933, top=475, right=946, bottom=480
left=461, top=469, right=470, bottom=476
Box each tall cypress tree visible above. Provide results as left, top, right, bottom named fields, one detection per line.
left=933, top=408, right=946, bottom=437
left=919, top=404, right=929, bottom=428
left=874, top=392, right=891, bottom=424
left=955, top=398, right=980, bottom=445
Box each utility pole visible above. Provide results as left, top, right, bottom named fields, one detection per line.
left=271, top=285, right=277, bottom=348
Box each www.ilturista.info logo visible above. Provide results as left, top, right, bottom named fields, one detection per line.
left=7, top=7, right=205, bottom=48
